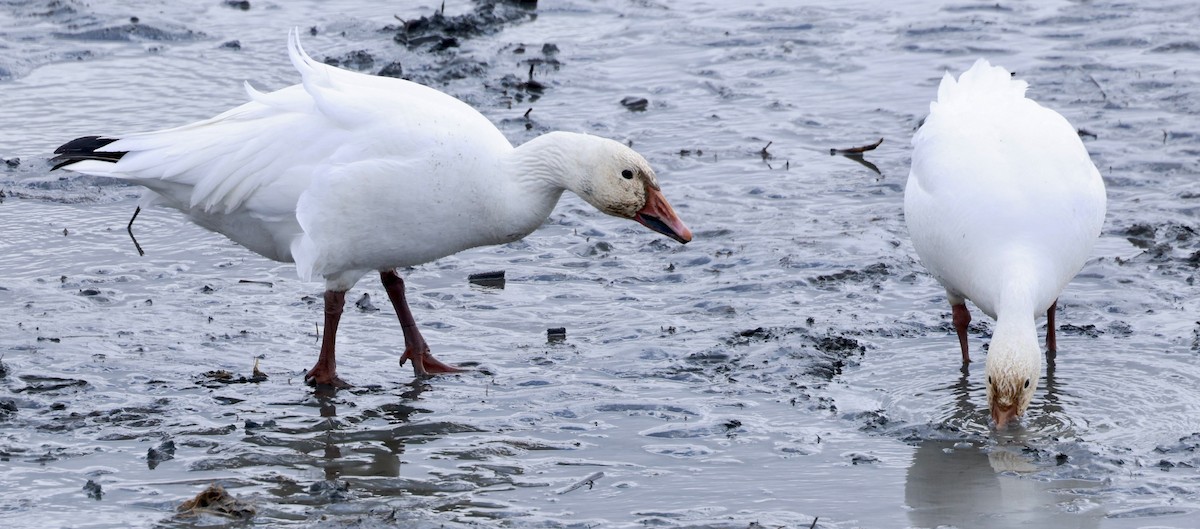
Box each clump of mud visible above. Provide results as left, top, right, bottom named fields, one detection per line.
left=374, top=0, right=555, bottom=111
left=388, top=1, right=536, bottom=50
left=177, top=483, right=256, bottom=520
left=1118, top=221, right=1200, bottom=270
left=322, top=50, right=377, bottom=71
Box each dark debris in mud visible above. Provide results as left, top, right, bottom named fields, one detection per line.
left=82, top=479, right=103, bottom=500
left=309, top=478, right=353, bottom=502
left=197, top=363, right=268, bottom=387
left=1058, top=323, right=1102, bottom=337
left=177, top=483, right=256, bottom=520
left=370, top=0, right=556, bottom=113
left=812, top=262, right=890, bottom=286
left=147, top=439, right=176, bottom=469
left=1153, top=433, right=1200, bottom=470
left=54, top=23, right=203, bottom=43
left=14, top=375, right=88, bottom=394
left=709, top=325, right=869, bottom=388
left=1117, top=221, right=1200, bottom=269
left=388, top=1, right=536, bottom=50
left=323, top=50, right=376, bottom=72
left=0, top=398, right=17, bottom=421
left=621, top=96, right=650, bottom=112
left=468, top=270, right=506, bottom=288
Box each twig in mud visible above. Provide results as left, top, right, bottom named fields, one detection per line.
left=520, top=64, right=545, bottom=93
left=830, top=137, right=883, bottom=155
left=556, top=471, right=604, bottom=494
left=830, top=138, right=883, bottom=175
left=843, top=155, right=881, bottom=175
left=238, top=279, right=274, bottom=287
left=251, top=358, right=267, bottom=382
left=468, top=270, right=506, bottom=289
left=127, top=206, right=145, bottom=256
left=1087, top=74, right=1107, bottom=101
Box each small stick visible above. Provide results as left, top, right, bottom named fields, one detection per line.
left=760, top=141, right=773, bottom=160
left=810, top=516, right=819, bottom=529
left=127, top=206, right=145, bottom=256
left=555, top=471, right=604, bottom=494
left=1087, top=74, right=1107, bottom=101
left=830, top=138, right=883, bottom=155
left=528, top=63, right=535, bottom=81
left=523, top=108, right=532, bottom=119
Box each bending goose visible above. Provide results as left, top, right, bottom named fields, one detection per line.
left=904, top=59, right=1106, bottom=428
left=52, top=30, right=692, bottom=388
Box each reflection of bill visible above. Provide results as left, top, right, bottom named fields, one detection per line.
left=904, top=439, right=1102, bottom=529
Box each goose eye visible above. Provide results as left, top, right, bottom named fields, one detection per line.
left=987, top=376, right=993, bottom=385
left=1024, top=379, right=1031, bottom=389
left=621, top=169, right=634, bottom=179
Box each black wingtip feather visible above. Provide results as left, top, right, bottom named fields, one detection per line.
left=50, top=136, right=127, bottom=171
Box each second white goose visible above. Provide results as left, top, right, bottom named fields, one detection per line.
left=904, top=59, right=1106, bottom=428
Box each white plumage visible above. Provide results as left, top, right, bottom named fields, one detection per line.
left=55, top=30, right=692, bottom=387
left=904, top=59, right=1106, bottom=428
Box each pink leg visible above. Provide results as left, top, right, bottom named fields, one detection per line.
left=952, top=302, right=971, bottom=363
left=306, top=290, right=350, bottom=388
left=1046, top=299, right=1058, bottom=353
left=380, top=270, right=464, bottom=376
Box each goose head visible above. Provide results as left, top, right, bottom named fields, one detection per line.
left=984, top=335, right=1040, bottom=429
left=529, top=132, right=692, bottom=244
left=583, top=143, right=692, bottom=244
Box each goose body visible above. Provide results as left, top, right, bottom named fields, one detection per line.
left=54, top=30, right=692, bottom=387
left=904, top=59, right=1106, bottom=427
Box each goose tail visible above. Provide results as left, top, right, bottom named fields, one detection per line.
left=50, top=135, right=127, bottom=171
left=934, top=58, right=1029, bottom=108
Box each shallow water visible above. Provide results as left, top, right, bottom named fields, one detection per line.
left=2, top=0, right=1200, bottom=527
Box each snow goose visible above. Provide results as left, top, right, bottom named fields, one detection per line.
left=52, top=30, right=693, bottom=388
left=904, top=59, right=1106, bottom=428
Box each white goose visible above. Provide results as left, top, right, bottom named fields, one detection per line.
left=52, top=30, right=692, bottom=388
left=904, top=59, right=1106, bottom=428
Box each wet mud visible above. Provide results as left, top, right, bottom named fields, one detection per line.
left=2, top=0, right=1200, bottom=528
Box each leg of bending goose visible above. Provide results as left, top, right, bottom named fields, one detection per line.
left=306, top=290, right=350, bottom=388
left=1046, top=299, right=1058, bottom=353
left=951, top=302, right=972, bottom=363
left=380, top=270, right=464, bottom=376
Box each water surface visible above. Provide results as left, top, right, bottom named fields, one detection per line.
left=2, top=0, right=1199, bottom=527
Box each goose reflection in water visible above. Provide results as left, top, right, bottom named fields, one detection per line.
left=904, top=354, right=1106, bottom=528
left=309, top=394, right=411, bottom=485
